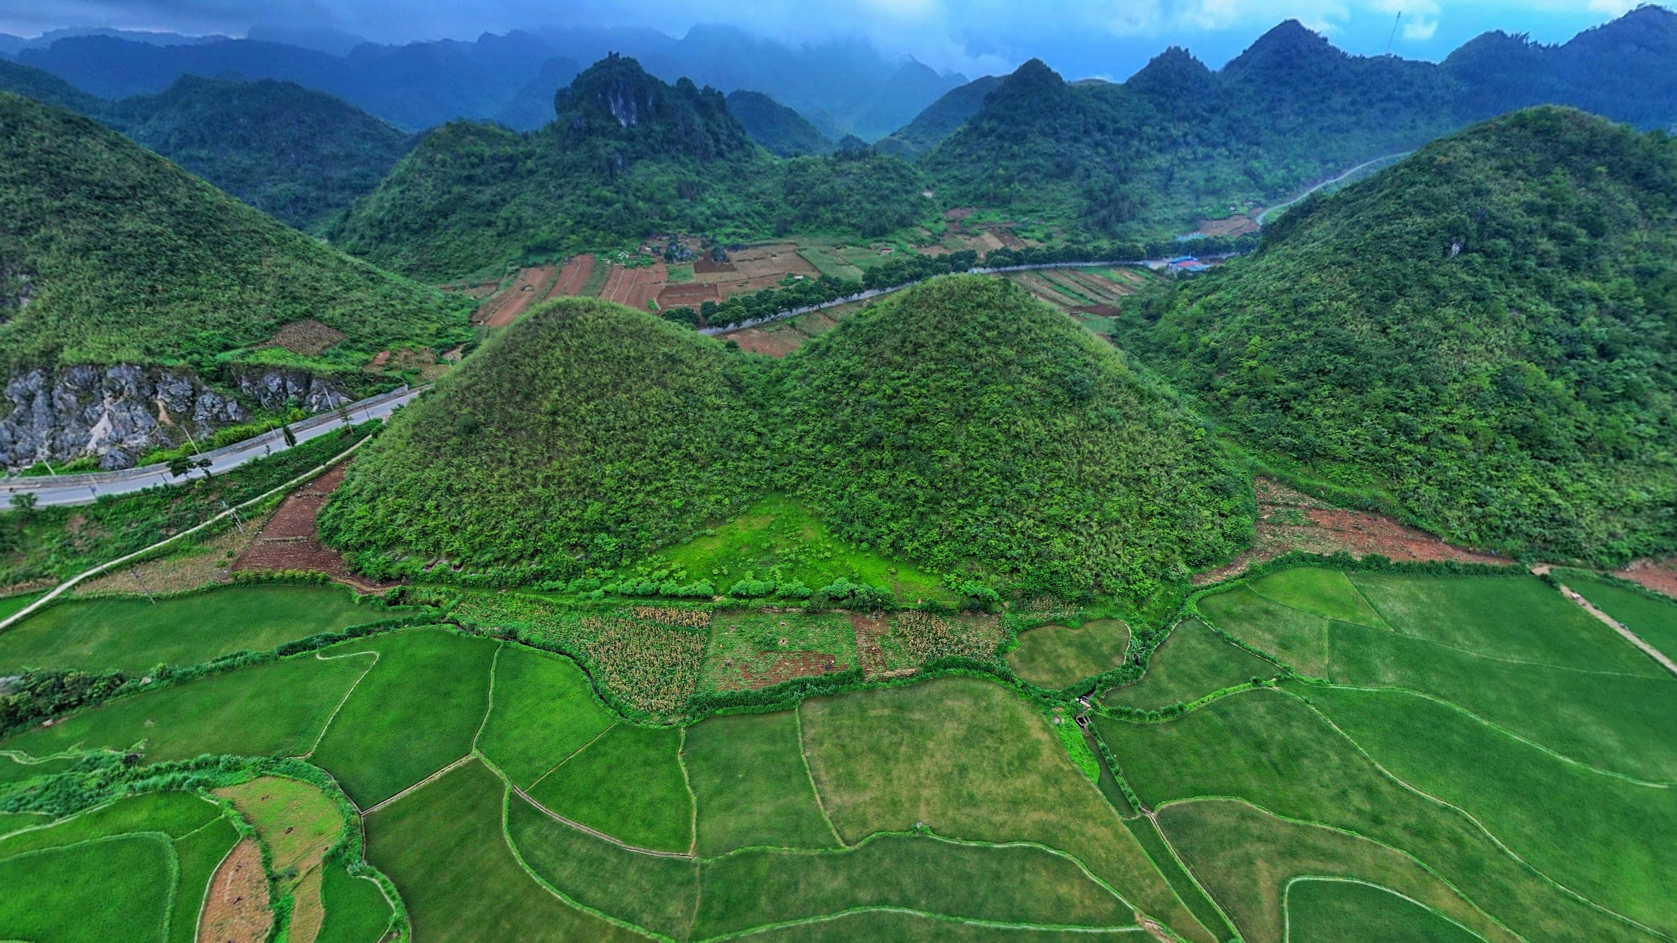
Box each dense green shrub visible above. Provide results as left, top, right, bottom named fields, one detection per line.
left=1122, top=107, right=1677, bottom=563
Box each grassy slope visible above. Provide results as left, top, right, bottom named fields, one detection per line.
left=1124, top=107, right=1677, bottom=562
left=524, top=721, right=693, bottom=853
left=1288, top=879, right=1488, bottom=943
left=1567, top=573, right=1677, bottom=659
left=320, top=298, right=768, bottom=576
left=778, top=275, right=1252, bottom=597
left=0, top=585, right=377, bottom=674
left=0, top=91, right=468, bottom=378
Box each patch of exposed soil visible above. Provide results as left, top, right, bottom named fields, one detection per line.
left=1194, top=479, right=1506, bottom=585
left=657, top=282, right=720, bottom=310
left=546, top=254, right=596, bottom=299
left=1072, top=305, right=1123, bottom=318
left=726, top=326, right=806, bottom=358
left=943, top=207, right=977, bottom=222
left=850, top=613, right=888, bottom=677
left=734, top=651, right=844, bottom=689
left=1197, top=215, right=1260, bottom=238
left=694, top=258, right=737, bottom=275
left=600, top=262, right=668, bottom=310
left=1619, top=557, right=1677, bottom=600
left=473, top=264, right=559, bottom=328
left=263, top=320, right=347, bottom=357
left=197, top=838, right=272, bottom=943
left=233, top=465, right=392, bottom=593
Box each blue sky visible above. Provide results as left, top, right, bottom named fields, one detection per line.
left=0, top=0, right=1653, bottom=79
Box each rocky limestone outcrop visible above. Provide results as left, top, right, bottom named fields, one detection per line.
left=233, top=369, right=352, bottom=414
left=0, top=365, right=347, bottom=471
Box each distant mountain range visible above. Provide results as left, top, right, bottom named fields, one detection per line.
left=0, top=59, right=413, bottom=231
left=6, top=24, right=965, bottom=139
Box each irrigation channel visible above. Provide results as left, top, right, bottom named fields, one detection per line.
left=2, top=384, right=422, bottom=508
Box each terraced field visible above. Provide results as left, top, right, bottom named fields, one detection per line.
left=1, top=565, right=1671, bottom=942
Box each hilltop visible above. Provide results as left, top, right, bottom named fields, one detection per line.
left=0, top=92, right=467, bottom=382
left=329, top=55, right=935, bottom=280
left=1121, top=107, right=1677, bottom=563
left=776, top=276, right=1253, bottom=597
left=323, top=276, right=1253, bottom=597
left=873, top=74, right=1002, bottom=160
left=0, top=61, right=414, bottom=230
left=319, top=298, right=770, bottom=577
left=103, top=76, right=415, bottom=230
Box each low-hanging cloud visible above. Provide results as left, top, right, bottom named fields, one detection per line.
left=0, top=0, right=1645, bottom=75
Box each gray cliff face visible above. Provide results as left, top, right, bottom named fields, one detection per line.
left=0, top=365, right=348, bottom=471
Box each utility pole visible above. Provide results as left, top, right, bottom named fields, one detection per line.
left=1384, top=11, right=1403, bottom=56
left=130, top=567, right=156, bottom=604
left=220, top=499, right=246, bottom=536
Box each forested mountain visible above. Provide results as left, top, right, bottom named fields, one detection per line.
left=924, top=25, right=1465, bottom=238
left=726, top=90, right=834, bottom=156
left=1121, top=107, right=1677, bottom=563
left=103, top=77, right=415, bottom=230
left=874, top=74, right=1001, bottom=160
left=323, top=277, right=1251, bottom=595
left=0, top=60, right=414, bottom=230
left=0, top=92, right=466, bottom=380
left=1445, top=5, right=1677, bottom=131
left=330, top=55, right=935, bottom=279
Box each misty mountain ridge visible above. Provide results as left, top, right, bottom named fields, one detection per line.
left=0, top=59, right=413, bottom=230
left=14, top=23, right=965, bottom=139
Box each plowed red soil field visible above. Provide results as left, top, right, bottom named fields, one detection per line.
left=234, top=465, right=392, bottom=593
left=473, top=264, right=559, bottom=327
left=600, top=262, right=668, bottom=310
left=657, top=282, right=720, bottom=309
left=546, top=254, right=596, bottom=299
left=1621, top=557, right=1677, bottom=599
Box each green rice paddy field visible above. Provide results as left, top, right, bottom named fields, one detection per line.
left=1, top=567, right=1672, bottom=942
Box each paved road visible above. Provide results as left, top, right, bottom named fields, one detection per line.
left=2, top=386, right=422, bottom=508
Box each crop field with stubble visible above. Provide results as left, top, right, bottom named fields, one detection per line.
left=1, top=560, right=1673, bottom=943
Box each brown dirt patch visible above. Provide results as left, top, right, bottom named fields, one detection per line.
left=734, top=651, right=844, bottom=689
left=546, top=254, right=596, bottom=299
left=364, top=351, right=392, bottom=372
left=1198, top=215, right=1260, bottom=238
left=600, top=262, right=668, bottom=310
left=731, top=244, right=820, bottom=280
left=694, top=258, right=738, bottom=275
left=726, top=326, right=806, bottom=358
left=263, top=320, right=347, bottom=358
left=850, top=613, right=888, bottom=678
left=1072, top=305, right=1124, bottom=318
left=1193, top=479, right=1506, bottom=585
left=944, top=207, right=976, bottom=222
left=198, top=838, right=272, bottom=943
left=657, top=282, right=720, bottom=309
left=1619, top=557, right=1677, bottom=600
left=473, top=264, right=559, bottom=328
left=233, top=465, right=393, bottom=593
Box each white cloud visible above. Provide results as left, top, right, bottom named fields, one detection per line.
left=1403, top=16, right=1440, bottom=39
